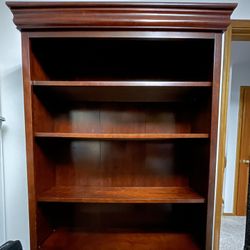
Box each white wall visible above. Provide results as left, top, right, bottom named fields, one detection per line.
left=223, top=42, right=250, bottom=213
left=0, top=0, right=250, bottom=249
left=0, top=0, right=29, bottom=248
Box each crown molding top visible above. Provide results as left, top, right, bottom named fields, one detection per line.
left=6, top=1, right=237, bottom=31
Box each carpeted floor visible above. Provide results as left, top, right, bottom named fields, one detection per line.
left=220, top=216, right=246, bottom=250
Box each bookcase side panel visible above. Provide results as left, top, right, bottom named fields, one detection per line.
left=21, top=33, right=37, bottom=250
left=206, top=33, right=223, bottom=250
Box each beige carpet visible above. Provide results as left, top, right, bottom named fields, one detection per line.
left=220, top=216, right=246, bottom=250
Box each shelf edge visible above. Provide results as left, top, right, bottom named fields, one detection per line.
left=32, top=80, right=212, bottom=87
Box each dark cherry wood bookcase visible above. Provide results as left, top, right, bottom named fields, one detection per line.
left=7, top=2, right=236, bottom=250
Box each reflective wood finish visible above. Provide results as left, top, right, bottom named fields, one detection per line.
left=32, top=80, right=212, bottom=87
left=38, top=186, right=205, bottom=203
left=7, top=2, right=236, bottom=31
left=35, top=133, right=209, bottom=139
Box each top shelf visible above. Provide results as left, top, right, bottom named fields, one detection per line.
left=32, top=81, right=212, bottom=87
left=30, top=38, right=214, bottom=82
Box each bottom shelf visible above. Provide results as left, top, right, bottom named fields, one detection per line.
left=40, top=229, right=200, bottom=250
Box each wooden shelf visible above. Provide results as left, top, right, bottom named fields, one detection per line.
left=32, top=80, right=212, bottom=87
left=35, top=132, right=209, bottom=140
left=37, top=186, right=205, bottom=203
left=40, top=229, right=200, bottom=250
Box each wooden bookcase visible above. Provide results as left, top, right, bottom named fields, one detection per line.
left=7, top=2, right=236, bottom=250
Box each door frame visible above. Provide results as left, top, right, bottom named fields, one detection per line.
left=0, top=104, right=6, bottom=244
left=214, top=20, right=250, bottom=250
left=0, top=68, right=6, bottom=244
left=0, top=122, right=6, bottom=245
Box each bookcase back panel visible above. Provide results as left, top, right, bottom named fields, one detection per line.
left=35, top=139, right=209, bottom=190
left=30, top=38, right=214, bottom=82
left=33, top=100, right=211, bottom=134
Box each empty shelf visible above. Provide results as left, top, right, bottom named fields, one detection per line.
left=40, top=229, right=200, bottom=250
left=38, top=186, right=205, bottom=203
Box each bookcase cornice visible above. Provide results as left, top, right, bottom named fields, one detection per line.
left=7, top=1, right=236, bottom=31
